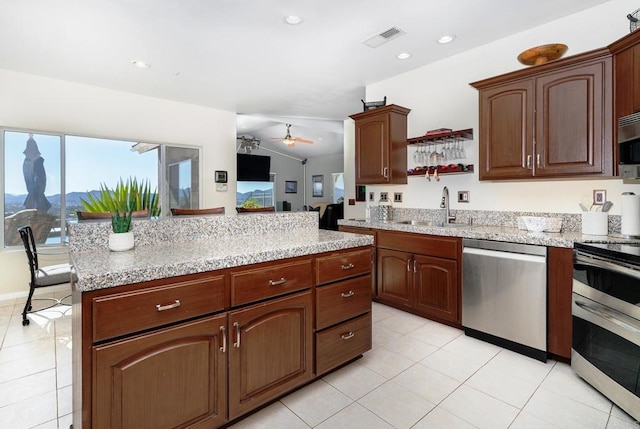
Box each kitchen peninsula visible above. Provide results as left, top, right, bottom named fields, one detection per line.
left=69, top=212, right=374, bottom=429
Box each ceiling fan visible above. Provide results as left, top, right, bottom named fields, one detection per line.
left=273, top=124, right=314, bottom=147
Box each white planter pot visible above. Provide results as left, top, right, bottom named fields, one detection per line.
left=108, top=232, right=134, bottom=252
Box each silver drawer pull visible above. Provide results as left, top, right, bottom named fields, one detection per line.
left=219, top=326, right=227, bottom=352
left=268, top=277, right=286, bottom=286
left=341, top=263, right=355, bottom=270
left=233, top=321, right=241, bottom=348
left=156, top=300, right=181, bottom=312
left=341, top=290, right=355, bottom=298
left=341, top=332, right=355, bottom=340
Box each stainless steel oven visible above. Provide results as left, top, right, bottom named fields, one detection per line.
left=572, top=242, right=640, bottom=421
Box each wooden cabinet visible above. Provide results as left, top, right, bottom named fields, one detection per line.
left=472, top=49, right=613, bottom=180
left=376, top=231, right=460, bottom=325
left=349, top=104, right=410, bottom=185
left=338, top=225, right=377, bottom=296
left=228, top=291, right=313, bottom=418
left=547, top=246, right=574, bottom=360
left=314, top=248, right=372, bottom=375
left=93, top=314, right=228, bottom=429
left=610, top=29, right=640, bottom=121
left=75, top=247, right=371, bottom=429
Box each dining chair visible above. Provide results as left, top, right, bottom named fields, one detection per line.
left=18, top=226, right=76, bottom=326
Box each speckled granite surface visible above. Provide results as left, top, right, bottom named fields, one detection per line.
left=69, top=212, right=373, bottom=292
left=341, top=208, right=633, bottom=249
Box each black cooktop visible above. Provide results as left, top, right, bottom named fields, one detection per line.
left=575, top=241, right=640, bottom=266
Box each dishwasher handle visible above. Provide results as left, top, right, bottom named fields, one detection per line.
left=463, top=246, right=546, bottom=264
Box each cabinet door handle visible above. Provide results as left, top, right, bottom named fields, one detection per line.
left=341, top=332, right=355, bottom=340
left=526, top=155, right=532, bottom=170
left=407, top=259, right=411, bottom=271
left=268, top=277, right=286, bottom=286
left=383, top=167, right=389, bottom=178
left=536, top=153, right=541, bottom=168
left=156, top=300, right=181, bottom=312
left=233, top=321, right=241, bottom=348
left=413, top=260, right=417, bottom=273
left=341, top=290, right=355, bottom=298
left=219, top=326, right=226, bottom=353
left=341, top=263, right=355, bottom=270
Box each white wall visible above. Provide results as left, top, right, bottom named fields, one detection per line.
left=0, top=69, right=237, bottom=297
left=269, top=150, right=306, bottom=211
left=345, top=0, right=640, bottom=220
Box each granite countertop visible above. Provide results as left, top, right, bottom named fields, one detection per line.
left=71, top=228, right=373, bottom=292
left=338, top=218, right=633, bottom=248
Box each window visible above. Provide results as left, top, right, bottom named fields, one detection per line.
left=332, top=172, right=344, bottom=203
left=2, top=128, right=200, bottom=247
left=236, top=173, right=275, bottom=208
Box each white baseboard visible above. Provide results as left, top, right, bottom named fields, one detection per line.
left=0, top=283, right=71, bottom=303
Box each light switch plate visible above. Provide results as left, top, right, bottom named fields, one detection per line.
left=380, top=192, right=389, bottom=202
left=394, top=192, right=403, bottom=203
left=458, top=191, right=469, bottom=203
left=369, top=192, right=375, bottom=201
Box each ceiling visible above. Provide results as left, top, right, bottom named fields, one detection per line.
left=0, top=0, right=612, bottom=158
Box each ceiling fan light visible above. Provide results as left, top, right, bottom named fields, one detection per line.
left=284, top=15, right=303, bottom=25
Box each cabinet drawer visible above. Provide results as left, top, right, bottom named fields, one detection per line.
left=377, top=230, right=459, bottom=259
left=315, top=248, right=372, bottom=285
left=231, top=259, right=312, bottom=306
left=316, top=275, right=371, bottom=330
left=92, top=275, right=226, bottom=342
left=316, top=313, right=372, bottom=375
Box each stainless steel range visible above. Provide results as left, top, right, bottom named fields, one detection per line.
left=572, top=242, right=640, bottom=421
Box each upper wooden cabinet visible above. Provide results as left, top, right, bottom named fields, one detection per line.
left=350, top=104, right=411, bottom=184
left=610, top=30, right=640, bottom=120
left=471, top=49, right=613, bottom=180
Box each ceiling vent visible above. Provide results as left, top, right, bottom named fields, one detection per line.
left=363, top=26, right=405, bottom=48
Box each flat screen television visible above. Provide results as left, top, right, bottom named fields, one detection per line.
left=237, top=153, right=271, bottom=182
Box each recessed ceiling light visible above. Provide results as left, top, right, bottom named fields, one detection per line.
left=397, top=52, right=411, bottom=60
left=437, top=35, right=456, bottom=44
left=284, top=15, right=303, bottom=25
left=132, top=60, right=151, bottom=69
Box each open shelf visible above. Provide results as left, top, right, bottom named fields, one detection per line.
left=408, top=164, right=474, bottom=177
left=407, top=128, right=473, bottom=145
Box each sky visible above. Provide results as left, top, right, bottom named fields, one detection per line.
left=4, top=131, right=158, bottom=195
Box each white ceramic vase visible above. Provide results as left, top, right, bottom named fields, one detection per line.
left=108, top=231, right=134, bottom=252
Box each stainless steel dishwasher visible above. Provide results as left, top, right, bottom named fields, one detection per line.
left=462, top=238, right=548, bottom=361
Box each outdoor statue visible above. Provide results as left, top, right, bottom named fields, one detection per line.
left=22, top=135, right=51, bottom=212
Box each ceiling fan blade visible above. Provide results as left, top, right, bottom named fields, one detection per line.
left=294, top=137, right=314, bottom=144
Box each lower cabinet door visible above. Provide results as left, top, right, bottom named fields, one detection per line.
left=413, top=254, right=459, bottom=323
left=93, top=314, right=228, bottom=429
left=228, top=290, right=313, bottom=419
left=377, top=248, right=412, bottom=307
left=316, top=313, right=372, bottom=375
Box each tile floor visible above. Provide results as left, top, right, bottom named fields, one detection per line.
left=0, top=291, right=638, bottom=429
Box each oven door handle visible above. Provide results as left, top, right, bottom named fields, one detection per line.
left=575, top=300, right=640, bottom=335
left=575, top=251, right=640, bottom=281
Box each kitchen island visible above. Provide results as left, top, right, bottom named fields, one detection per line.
left=69, top=212, right=374, bottom=429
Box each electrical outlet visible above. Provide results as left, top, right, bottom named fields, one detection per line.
left=458, top=191, right=470, bottom=203
left=380, top=192, right=389, bottom=202
left=394, top=192, right=403, bottom=203
left=369, top=191, right=375, bottom=201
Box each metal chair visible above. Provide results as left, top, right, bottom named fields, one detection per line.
left=18, top=225, right=75, bottom=326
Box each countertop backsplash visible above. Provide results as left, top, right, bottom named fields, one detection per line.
left=367, top=206, right=621, bottom=233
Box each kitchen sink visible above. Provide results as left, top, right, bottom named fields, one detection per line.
left=392, top=220, right=469, bottom=228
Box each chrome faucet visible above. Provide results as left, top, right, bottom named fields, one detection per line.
left=440, top=186, right=456, bottom=224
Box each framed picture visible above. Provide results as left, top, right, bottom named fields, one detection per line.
left=214, top=170, right=227, bottom=183
left=312, top=175, right=323, bottom=197
left=285, top=180, right=297, bottom=193
left=593, top=189, right=606, bottom=205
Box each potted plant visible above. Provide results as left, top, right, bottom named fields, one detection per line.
left=108, top=209, right=134, bottom=251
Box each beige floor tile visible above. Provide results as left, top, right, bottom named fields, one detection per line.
left=465, top=364, right=539, bottom=408
left=523, top=388, right=610, bottom=429
left=280, top=379, right=352, bottom=427
left=322, top=362, right=387, bottom=400
left=441, top=334, right=501, bottom=365
left=482, top=349, right=554, bottom=386
left=412, top=407, right=478, bottom=429
left=359, top=347, right=415, bottom=379
left=228, top=401, right=310, bottom=429
left=0, top=390, right=57, bottom=429
left=381, top=334, right=439, bottom=362
left=420, top=348, right=483, bottom=382
left=610, top=404, right=638, bottom=423
left=540, top=362, right=613, bottom=413
left=371, top=324, right=398, bottom=349
left=371, top=302, right=400, bottom=323
left=358, top=380, right=435, bottom=429
left=57, top=384, right=73, bottom=417
left=375, top=311, right=430, bottom=335
left=0, top=341, right=56, bottom=383
left=2, top=319, right=55, bottom=348
left=0, top=369, right=56, bottom=407
left=439, top=385, right=519, bottom=429
left=406, top=321, right=463, bottom=347
left=510, top=411, right=562, bottom=429
left=315, top=402, right=393, bottom=429
left=392, top=363, right=461, bottom=405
